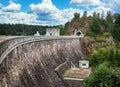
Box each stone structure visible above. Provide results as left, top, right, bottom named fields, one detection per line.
left=46, top=28, right=60, bottom=36
left=79, top=60, right=89, bottom=68
left=74, top=29, right=85, bottom=38
left=34, top=31, right=40, bottom=36
left=63, top=60, right=91, bottom=87
left=0, top=36, right=87, bottom=87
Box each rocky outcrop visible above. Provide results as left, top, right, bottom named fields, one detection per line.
left=0, top=38, right=84, bottom=87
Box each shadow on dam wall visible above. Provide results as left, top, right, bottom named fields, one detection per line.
left=0, top=38, right=84, bottom=87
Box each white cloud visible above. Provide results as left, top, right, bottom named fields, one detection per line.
left=29, top=0, right=70, bottom=25
left=70, top=0, right=120, bottom=13
left=0, top=0, right=119, bottom=25
left=101, top=0, right=120, bottom=13
left=0, top=11, right=37, bottom=25
left=0, top=0, right=82, bottom=25
left=30, top=0, right=58, bottom=14
left=0, top=3, right=3, bottom=8
left=70, top=0, right=101, bottom=7
left=62, top=8, right=83, bottom=20
left=2, top=1, right=21, bottom=12
left=93, top=6, right=112, bottom=15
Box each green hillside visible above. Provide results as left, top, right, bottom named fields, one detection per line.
left=63, top=11, right=120, bottom=87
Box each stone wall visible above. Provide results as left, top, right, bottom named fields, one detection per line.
left=0, top=38, right=84, bottom=87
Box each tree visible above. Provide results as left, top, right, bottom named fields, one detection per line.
left=101, top=10, right=105, bottom=19
left=93, top=11, right=97, bottom=18
left=106, top=11, right=113, bottom=23
left=112, top=14, right=120, bottom=41
left=97, top=13, right=100, bottom=19
left=89, top=19, right=101, bottom=34
left=83, top=11, right=87, bottom=18
left=106, top=11, right=113, bottom=32
left=73, top=13, right=80, bottom=19
left=83, top=63, right=120, bottom=87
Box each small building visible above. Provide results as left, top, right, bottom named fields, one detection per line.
left=46, top=28, right=60, bottom=36
left=34, top=31, right=40, bottom=36
left=63, top=60, right=91, bottom=87
left=79, top=60, right=89, bottom=68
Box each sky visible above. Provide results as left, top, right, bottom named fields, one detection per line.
left=0, top=0, right=120, bottom=25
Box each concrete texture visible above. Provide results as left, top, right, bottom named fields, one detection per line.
left=0, top=36, right=85, bottom=87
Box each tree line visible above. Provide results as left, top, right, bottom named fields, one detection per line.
left=0, top=24, right=60, bottom=36
left=64, top=11, right=120, bottom=42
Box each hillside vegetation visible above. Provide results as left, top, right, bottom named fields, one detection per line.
left=64, top=11, right=120, bottom=87
left=64, top=11, right=120, bottom=53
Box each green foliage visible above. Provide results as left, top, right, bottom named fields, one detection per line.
left=83, top=11, right=87, bottom=18
left=60, top=27, right=65, bottom=35
left=84, top=62, right=120, bottom=87
left=73, top=13, right=80, bottom=19
left=112, top=26, right=120, bottom=42
left=103, top=32, right=111, bottom=37
left=93, top=11, right=97, bottom=18
left=0, top=24, right=48, bottom=35
left=99, top=19, right=108, bottom=29
left=106, top=11, right=113, bottom=24
left=87, top=47, right=120, bottom=67
left=85, top=32, right=96, bottom=37
left=95, top=38, right=106, bottom=43
left=89, top=19, right=101, bottom=34
left=112, top=14, right=120, bottom=42
left=79, top=24, right=84, bottom=27
left=88, top=48, right=107, bottom=66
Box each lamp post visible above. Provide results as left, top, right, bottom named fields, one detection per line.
left=22, top=18, right=24, bottom=36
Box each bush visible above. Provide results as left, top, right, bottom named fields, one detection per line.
left=60, top=28, right=65, bottom=35
left=83, top=63, right=120, bottom=87
left=88, top=48, right=107, bottom=66
left=85, top=32, right=96, bottom=37
left=89, top=19, right=101, bottom=34
left=103, top=32, right=111, bottom=37
left=95, top=38, right=106, bottom=42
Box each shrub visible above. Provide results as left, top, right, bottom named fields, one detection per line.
left=83, top=63, right=120, bottom=87
left=85, top=32, right=96, bottom=37
left=89, top=19, right=101, bottom=34
left=95, top=38, right=106, bottom=42
left=103, top=32, right=111, bottom=37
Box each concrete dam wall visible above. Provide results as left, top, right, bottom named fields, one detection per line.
left=0, top=36, right=85, bottom=87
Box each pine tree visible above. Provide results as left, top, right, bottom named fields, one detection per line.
left=101, top=10, right=104, bottom=19
left=93, top=11, right=97, bottom=18
left=73, top=13, right=80, bottom=19
left=83, top=11, right=87, bottom=18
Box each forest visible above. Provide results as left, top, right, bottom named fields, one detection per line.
left=0, top=24, right=60, bottom=36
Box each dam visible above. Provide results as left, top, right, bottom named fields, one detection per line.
left=0, top=36, right=87, bottom=87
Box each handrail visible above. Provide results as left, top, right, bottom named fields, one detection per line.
left=0, top=36, right=82, bottom=64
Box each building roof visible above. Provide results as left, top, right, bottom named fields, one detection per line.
left=79, top=60, right=89, bottom=64
left=64, top=68, right=91, bottom=80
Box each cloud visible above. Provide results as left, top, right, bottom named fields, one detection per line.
left=101, top=0, right=120, bottom=13
left=70, top=0, right=120, bottom=13
left=0, top=3, right=3, bottom=8
left=0, top=0, right=84, bottom=25
left=0, top=11, right=37, bottom=25
left=2, top=1, right=21, bottom=12
left=70, top=0, right=101, bottom=7
left=29, top=0, right=69, bottom=25
left=0, top=0, right=119, bottom=25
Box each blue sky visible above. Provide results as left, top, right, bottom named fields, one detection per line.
left=0, top=0, right=120, bottom=25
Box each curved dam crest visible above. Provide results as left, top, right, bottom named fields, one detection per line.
left=0, top=36, right=85, bottom=87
